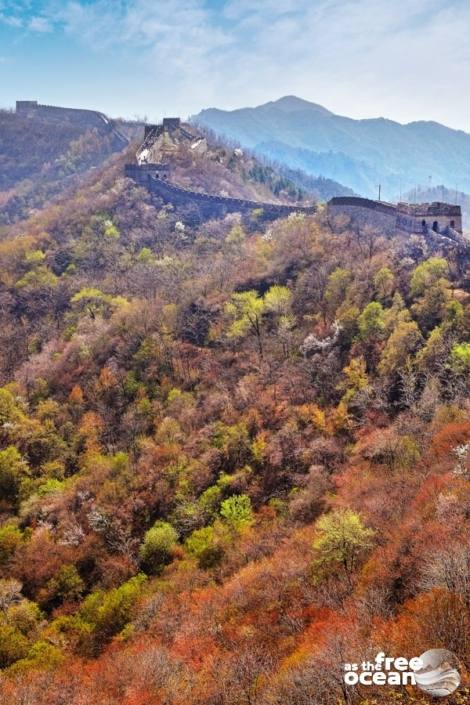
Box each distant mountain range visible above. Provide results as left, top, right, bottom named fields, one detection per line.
left=193, top=96, right=470, bottom=200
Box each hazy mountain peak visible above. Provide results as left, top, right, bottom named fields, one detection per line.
left=260, top=95, right=333, bottom=116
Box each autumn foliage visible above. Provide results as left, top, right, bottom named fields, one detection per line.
left=0, top=131, right=468, bottom=704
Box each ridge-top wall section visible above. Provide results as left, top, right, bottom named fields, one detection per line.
left=124, top=164, right=316, bottom=222
left=328, top=196, right=397, bottom=234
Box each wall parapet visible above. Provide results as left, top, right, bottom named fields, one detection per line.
left=328, top=196, right=397, bottom=216
left=397, top=201, right=461, bottom=217
left=125, top=164, right=316, bottom=221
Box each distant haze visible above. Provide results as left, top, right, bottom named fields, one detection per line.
left=194, top=96, right=470, bottom=200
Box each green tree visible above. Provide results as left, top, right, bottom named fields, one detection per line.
left=226, top=224, right=246, bottom=247
left=198, top=485, right=223, bottom=520
left=379, top=321, right=423, bottom=377
left=212, top=421, right=251, bottom=467
left=410, top=257, right=449, bottom=297
left=0, top=388, right=25, bottom=427
left=449, top=342, right=470, bottom=375
left=412, top=280, right=449, bottom=332
left=10, top=640, right=64, bottom=672
left=46, top=564, right=84, bottom=605
left=325, top=267, right=352, bottom=316
left=264, top=284, right=293, bottom=315
left=0, top=624, right=29, bottom=668
left=0, top=524, right=23, bottom=565
left=225, top=285, right=293, bottom=358
left=416, top=325, right=447, bottom=372
left=313, top=508, right=375, bottom=586
left=7, top=599, right=41, bottom=636
left=225, top=290, right=266, bottom=357
left=80, top=575, right=146, bottom=650
left=340, top=356, right=369, bottom=410
left=103, top=220, right=120, bottom=239
left=357, top=301, right=385, bottom=341
left=16, top=266, right=58, bottom=292
left=24, top=249, right=46, bottom=267
left=0, top=447, right=30, bottom=505
left=220, top=494, right=253, bottom=529
left=139, top=521, right=178, bottom=573
left=70, top=287, right=126, bottom=320
left=374, top=266, right=395, bottom=301
left=70, top=287, right=110, bottom=319
left=186, top=525, right=226, bottom=569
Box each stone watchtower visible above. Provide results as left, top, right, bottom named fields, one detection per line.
left=16, top=100, right=38, bottom=114
left=396, top=202, right=462, bottom=234
left=328, top=196, right=463, bottom=236
left=162, top=118, right=181, bottom=132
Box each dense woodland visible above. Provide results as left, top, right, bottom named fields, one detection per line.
left=0, top=124, right=468, bottom=704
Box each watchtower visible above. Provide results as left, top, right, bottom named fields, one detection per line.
left=16, top=100, right=38, bottom=113
left=396, top=202, right=462, bottom=234
left=163, top=118, right=181, bottom=132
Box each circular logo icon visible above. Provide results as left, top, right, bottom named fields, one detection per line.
left=413, top=649, right=460, bottom=697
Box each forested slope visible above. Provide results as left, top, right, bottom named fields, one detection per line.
left=0, top=146, right=468, bottom=704
left=0, top=109, right=140, bottom=225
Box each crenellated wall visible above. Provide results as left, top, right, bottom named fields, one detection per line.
left=125, top=164, right=316, bottom=222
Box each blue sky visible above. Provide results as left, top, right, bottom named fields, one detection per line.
left=1, top=0, right=470, bottom=130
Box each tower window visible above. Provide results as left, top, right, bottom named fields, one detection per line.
left=432, top=221, right=439, bottom=232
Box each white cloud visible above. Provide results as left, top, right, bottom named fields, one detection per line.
left=0, top=2, right=52, bottom=31
left=0, top=12, right=23, bottom=27
left=28, top=16, right=52, bottom=32
left=37, top=0, right=470, bottom=129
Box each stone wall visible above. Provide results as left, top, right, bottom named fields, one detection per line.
left=327, top=196, right=463, bottom=235
left=149, top=174, right=315, bottom=218
left=327, top=196, right=397, bottom=234
left=125, top=164, right=316, bottom=222
left=15, top=101, right=128, bottom=148
left=162, top=118, right=181, bottom=131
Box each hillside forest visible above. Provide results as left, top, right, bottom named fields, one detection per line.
left=0, top=124, right=468, bottom=704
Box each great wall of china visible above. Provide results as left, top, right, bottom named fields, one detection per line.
left=124, top=164, right=316, bottom=221
left=125, top=117, right=464, bottom=234
left=14, top=102, right=466, bottom=236
left=15, top=100, right=129, bottom=149
left=327, top=196, right=464, bottom=240
left=125, top=117, right=316, bottom=222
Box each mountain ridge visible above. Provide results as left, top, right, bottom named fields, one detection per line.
left=193, top=96, right=470, bottom=199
